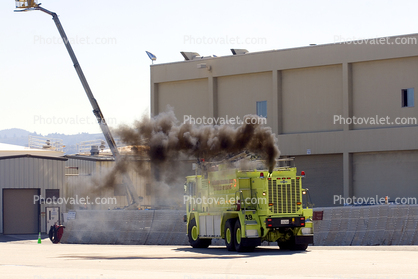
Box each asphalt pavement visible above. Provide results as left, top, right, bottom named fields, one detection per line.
left=1, top=236, right=418, bottom=279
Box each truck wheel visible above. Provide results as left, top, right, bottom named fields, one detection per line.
left=224, top=219, right=236, bottom=251
left=278, top=242, right=292, bottom=250
left=234, top=221, right=255, bottom=252
left=188, top=218, right=211, bottom=248
left=291, top=244, right=308, bottom=251
left=278, top=238, right=308, bottom=251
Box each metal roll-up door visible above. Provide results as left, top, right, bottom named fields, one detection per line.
left=3, top=189, right=40, bottom=234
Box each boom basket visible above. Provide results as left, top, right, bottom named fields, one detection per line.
left=15, top=0, right=38, bottom=9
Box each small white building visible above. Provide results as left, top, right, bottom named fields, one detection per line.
left=0, top=143, right=66, bottom=234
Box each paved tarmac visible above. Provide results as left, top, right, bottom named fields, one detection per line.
left=1, top=235, right=418, bottom=279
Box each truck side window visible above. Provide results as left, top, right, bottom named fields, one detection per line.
left=188, top=182, right=195, bottom=196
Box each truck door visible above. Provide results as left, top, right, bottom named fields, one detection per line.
left=239, top=178, right=255, bottom=210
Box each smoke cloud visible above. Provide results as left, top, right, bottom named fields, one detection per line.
left=68, top=111, right=281, bottom=209
left=116, top=111, right=280, bottom=173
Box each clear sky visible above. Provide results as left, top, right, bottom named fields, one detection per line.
left=1, top=0, right=417, bottom=135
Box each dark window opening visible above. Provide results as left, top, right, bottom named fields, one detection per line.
left=256, top=101, right=267, bottom=118
left=45, top=189, right=59, bottom=201
left=402, top=88, right=414, bottom=107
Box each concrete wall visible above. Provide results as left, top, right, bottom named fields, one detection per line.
left=314, top=205, right=418, bottom=246
left=352, top=57, right=418, bottom=130
left=157, top=79, right=209, bottom=119
left=62, top=205, right=418, bottom=246
left=282, top=64, right=343, bottom=134
left=217, top=72, right=272, bottom=120
left=61, top=210, right=189, bottom=245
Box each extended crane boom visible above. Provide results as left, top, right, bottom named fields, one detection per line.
left=16, top=2, right=141, bottom=208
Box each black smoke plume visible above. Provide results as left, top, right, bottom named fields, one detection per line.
left=115, top=111, right=280, bottom=173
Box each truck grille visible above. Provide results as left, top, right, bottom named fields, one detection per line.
left=268, top=179, right=301, bottom=214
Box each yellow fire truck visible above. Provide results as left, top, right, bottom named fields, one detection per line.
left=184, top=157, right=313, bottom=252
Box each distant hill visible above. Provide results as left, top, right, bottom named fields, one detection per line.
left=0, top=128, right=105, bottom=155
left=0, top=128, right=35, bottom=147
left=0, top=128, right=32, bottom=139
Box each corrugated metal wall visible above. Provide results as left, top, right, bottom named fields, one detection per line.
left=65, top=157, right=152, bottom=210
left=66, top=158, right=97, bottom=175
left=0, top=155, right=66, bottom=234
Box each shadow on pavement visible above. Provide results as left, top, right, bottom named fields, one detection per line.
left=0, top=233, right=45, bottom=243
left=58, top=246, right=310, bottom=261
left=174, top=246, right=310, bottom=258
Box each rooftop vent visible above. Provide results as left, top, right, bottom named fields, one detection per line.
left=180, top=51, right=216, bottom=61
left=90, top=145, right=100, bottom=156
left=231, top=49, right=249, bottom=55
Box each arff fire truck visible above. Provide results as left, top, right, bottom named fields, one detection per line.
left=184, top=157, right=313, bottom=252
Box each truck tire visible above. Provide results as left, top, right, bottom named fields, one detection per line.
left=278, top=237, right=308, bottom=251
left=291, top=244, right=308, bottom=251
left=278, top=242, right=292, bottom=250
left=224, top=219, right=236, bottom=251
left=234, top=221, right=255, bottom=252
left=188, top=218, right=211, bottom=248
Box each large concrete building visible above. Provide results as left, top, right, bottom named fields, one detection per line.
left=150, top=33, right=418, bottom=207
